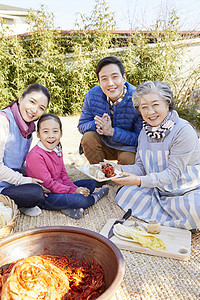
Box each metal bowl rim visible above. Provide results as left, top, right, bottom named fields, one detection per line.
left=0, top=225, right=125, bottom=299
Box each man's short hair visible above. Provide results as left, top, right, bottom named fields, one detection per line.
left=96, top=56, right=125, bottom=80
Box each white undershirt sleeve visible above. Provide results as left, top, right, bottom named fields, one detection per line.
left=0, top=114, right=32, bottom=186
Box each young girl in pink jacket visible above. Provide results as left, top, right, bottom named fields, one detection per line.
left=26, top=113, right=108, bottom=219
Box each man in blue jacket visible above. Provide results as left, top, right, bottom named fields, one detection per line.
left=78, top=56, right=143, bottom=165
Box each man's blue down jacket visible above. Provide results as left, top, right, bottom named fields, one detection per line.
left=78, top=82, right=143, bottom=152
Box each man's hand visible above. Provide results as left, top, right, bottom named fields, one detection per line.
left=94, top=113, right=114, bottom=136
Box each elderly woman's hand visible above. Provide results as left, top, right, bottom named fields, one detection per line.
left=111, top=172, right=141, bottom=186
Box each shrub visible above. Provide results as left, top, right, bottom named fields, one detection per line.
left=0, top=1, right=199, bottom=128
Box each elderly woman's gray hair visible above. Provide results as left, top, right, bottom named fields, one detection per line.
left=132, top=81, right=175, bottom=111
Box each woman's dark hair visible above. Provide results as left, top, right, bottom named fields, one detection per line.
left=6, top=83, right=50, bottom=108
left=22, top=83, right=50, bottom=104
left=132, top=81, right=175, bottom=111
left=96, top=56, right=125, bottom=80
left=37, top=113, right=62, bottom=133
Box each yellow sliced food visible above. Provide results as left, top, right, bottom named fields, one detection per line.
left=1, top=256, right=70, bottom=299
left=113, top=223, right=167, bottom=251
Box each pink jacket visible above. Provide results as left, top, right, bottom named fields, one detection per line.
left=26, top=145, right=77, bottom=194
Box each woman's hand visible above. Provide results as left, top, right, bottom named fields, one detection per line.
left=32, top=178, right=43, bottom=184
left=32, top=178, right=51, bottom=193
left=75, top=187, right=90, bottom=197
left=111, top=172, right=141, bottom=186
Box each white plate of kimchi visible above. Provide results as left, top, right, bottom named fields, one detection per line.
left=76, top=163, right=122, bottom=182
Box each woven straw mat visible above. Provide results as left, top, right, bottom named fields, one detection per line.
left=0, top=194, right=19, bottom=239
left=16, top=165, right=200, bottom=300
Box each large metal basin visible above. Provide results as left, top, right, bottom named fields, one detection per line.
left=0, top=226, right=125, bottom=299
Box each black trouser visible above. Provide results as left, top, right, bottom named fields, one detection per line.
left=1, top=183, right=45, bottom=208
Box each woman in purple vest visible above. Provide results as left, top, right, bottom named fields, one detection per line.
left=0, top=83, right=50, bottom=216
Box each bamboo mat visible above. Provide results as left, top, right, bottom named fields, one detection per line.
left=16, top=165, right=200, bottom=300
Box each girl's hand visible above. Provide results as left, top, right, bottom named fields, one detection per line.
left=111, top=172, right=141, bottom=186
left=75, top=187, right=90, bottom=197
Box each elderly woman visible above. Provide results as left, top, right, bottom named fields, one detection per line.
left=112, top=81, right=200, bottom=230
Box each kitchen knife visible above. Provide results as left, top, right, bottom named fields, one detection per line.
left=108, top=209, right=132, bottom=239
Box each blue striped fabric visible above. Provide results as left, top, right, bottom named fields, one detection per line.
left=116, top=119, right=200, bottom=230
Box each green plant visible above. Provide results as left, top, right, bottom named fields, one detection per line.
left=23, top=6, right=69, bottom=115
left=0, top=18, right=16, bottom=106
left=176, top=106, right=200, bottom=129
left=0, top=1, right=200, bottom=129
left=65, top=0, right=117, bottom=112
left=122, top=10, right=183, bottom=89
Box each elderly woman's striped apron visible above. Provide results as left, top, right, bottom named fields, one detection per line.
left=115, top=120, right=200, bottom=229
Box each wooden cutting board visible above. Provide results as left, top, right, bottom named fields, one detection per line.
left=100, top=219, right=191, bottom=261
